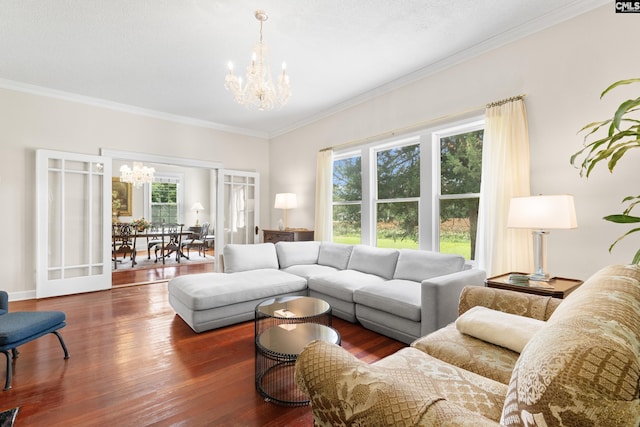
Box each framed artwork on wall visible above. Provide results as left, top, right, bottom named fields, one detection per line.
left=112, top=177, right=133, bottom=216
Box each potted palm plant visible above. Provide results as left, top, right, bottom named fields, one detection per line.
left=571, top=78, right=640, bottom=263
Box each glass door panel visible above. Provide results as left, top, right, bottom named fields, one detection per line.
left=37, top=150, right=111, bottom=298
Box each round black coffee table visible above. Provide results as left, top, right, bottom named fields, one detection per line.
left=255, top=296, right=340, bottom=406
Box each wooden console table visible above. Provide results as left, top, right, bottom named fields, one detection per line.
left=263, top=229, right=314, bottom=244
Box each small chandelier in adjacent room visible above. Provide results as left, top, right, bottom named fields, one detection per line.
left=120, top=162, right=155, bottom=188
left=224, top=10, right=291, bottom=111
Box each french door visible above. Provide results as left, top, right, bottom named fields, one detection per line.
left=223, top=170, right=260, bottom=245
left=36, top=150, right=112, bottom=298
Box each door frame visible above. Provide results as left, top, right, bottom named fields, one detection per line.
left=100, top=149, right=225, bottom=269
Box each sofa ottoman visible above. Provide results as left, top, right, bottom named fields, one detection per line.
left=168, top=243, right=307, bottom=332
left=168, top=270, right=307, bottom=332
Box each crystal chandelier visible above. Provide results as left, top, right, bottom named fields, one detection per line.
left=119, top=162, right=155, bottom=188
left=225, top=10, right=291, bottom=111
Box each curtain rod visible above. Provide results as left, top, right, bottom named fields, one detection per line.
left=321, top=94, right=526, bottom=153
left=486, top=94, right=525, bottom=109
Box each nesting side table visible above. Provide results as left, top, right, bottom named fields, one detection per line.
left=255, top=296, right=340, bottom=406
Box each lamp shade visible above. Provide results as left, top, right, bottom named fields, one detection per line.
left=274, top=193, right=297, bottom=209
left=507, top=195, right=577, bottom=229
left=191, top=202, right=205, bottom=211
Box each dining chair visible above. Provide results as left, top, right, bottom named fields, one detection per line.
left=181, top=222, right=209, bottom=259
left=154, top=223, right=185, bottom=264
left=204, top=227, right=215, bottom=253
left=112, top=222, right=137, bottom=269
left=146, top=223, right=163, bottom=260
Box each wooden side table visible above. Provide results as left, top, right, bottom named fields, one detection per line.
left=485, top=272, right=583, bottom=299
left=263, top=229, right=314, bottom=244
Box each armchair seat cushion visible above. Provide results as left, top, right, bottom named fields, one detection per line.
left=0, top=311, right=66, bottom=347
left=412, top=324, right=519, bottom=385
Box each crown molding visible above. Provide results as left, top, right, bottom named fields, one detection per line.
left=0, top=78, right=269, bottom=139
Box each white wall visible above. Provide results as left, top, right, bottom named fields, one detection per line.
left=269, top=5, right=640, bottom=280
left=0, top=88, right=269, bottom=295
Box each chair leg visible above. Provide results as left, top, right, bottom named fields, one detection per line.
left=2, top=332, right=68, bottom=391
left=2, top=350, right=11, bottom=391
left=53, top=331, right=70, bottom=359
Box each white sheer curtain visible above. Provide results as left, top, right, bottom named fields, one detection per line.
left=314, top=149, right=333, bottom=241
left=475, top=97, right=532, bottom=276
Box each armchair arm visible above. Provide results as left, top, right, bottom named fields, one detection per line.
left=295, top=340, right=501, bottom=427
left=420, top=269, right=486, bottom=336
left=458, top=286, right=561, bottom=321
left=295, top=340, right=441, bottom=426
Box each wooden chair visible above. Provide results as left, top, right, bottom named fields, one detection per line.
left=112, top=222, right=138, bottom=269
left=146, top=223, right=163, bottom=260
left=181, top=222, right=209, bottom=259
left=154, top=223, right=184, bottom=264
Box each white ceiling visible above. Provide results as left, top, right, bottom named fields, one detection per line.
left=0, top=0, right=607, bottom=138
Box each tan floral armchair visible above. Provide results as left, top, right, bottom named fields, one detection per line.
left=295, top=264, right=640, bottom=426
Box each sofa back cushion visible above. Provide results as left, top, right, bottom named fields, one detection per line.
left=317, top=243, right=353, bottom=270
left=222, top=243, right=279, bottom=273
left=393, top=249, right=465, bottom=282
left=347, top=245, right=399, bottom=280
left=276, top=241, right=321, bottom=268
left=501, top=264, right=640, bottom=426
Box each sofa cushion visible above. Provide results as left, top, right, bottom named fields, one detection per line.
left=353, top=279, right=421, bottom=321
left=222, top=243, right=279, bottom=273
left=412, top=323, right=519, bottom=385
left=455, top=306, right=545, bottom=353
left=281, top=264, right=338, bottom=280
left=347, top=245, right=399, bottom=279
left=275, top=241, right=321, bottom=268
left=393, top=249, right=465, bottom=282
left=308, top=270, right=386, bottom=302
left=501, top=264, right=640, bottom=426
left=168, top=270, right=307, bottom=310
left=317, top=243, right=353, bottom=270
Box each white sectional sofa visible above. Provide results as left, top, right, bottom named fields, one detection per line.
left=168, top=241, right=486, bottom=343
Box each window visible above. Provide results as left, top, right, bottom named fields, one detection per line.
left=146, top=173, right=184, bottom=224
left=375, top=143, right=420, bottom=249
left=436, top=126, right=483, bottom=260
left=332, top=154, right=362, bottom=244
left=332, top=118, right=483, bottom=260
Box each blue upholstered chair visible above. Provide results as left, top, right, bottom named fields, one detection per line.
left=0, top=291, right=69, bottom=390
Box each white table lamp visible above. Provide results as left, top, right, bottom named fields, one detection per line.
left=507, top=195, right=577, bottom=281
left=274, top=193, right=297, bottom=230
left=191, top=202, right=205, bottom=226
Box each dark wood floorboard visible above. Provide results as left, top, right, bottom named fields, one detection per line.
left=3, top=278, right=406, bottom=426
left=112, top=247, right=216, bottom=286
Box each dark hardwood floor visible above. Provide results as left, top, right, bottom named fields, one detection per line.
left=112, top=246, right=216, bottom=286
left=3, top=269, right=406, bottom=426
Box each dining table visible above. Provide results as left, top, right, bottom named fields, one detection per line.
left=112, top=224, right=197, bottom=267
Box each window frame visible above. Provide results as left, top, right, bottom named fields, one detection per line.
left=143, top=172, right=185, bottom=224
left=332, top=150, right=363, bottom=245
left=332, top=115, right=484, bottom=260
